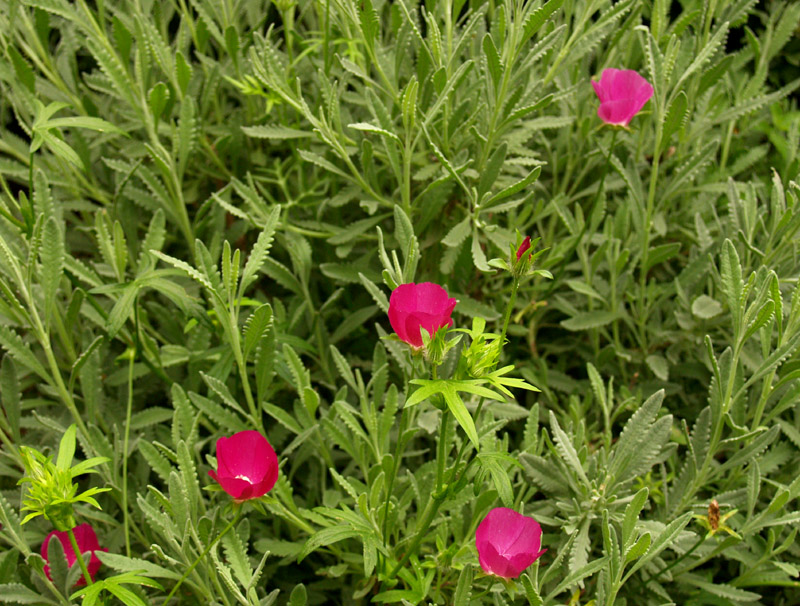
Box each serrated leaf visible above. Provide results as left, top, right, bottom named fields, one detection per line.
left=0, top=582, right=57, bottom=604
left=661, top=90, right=688, bottom=153
left=549, top=411, right=590, bottom=485
left=40, top=216, right=64, bottom=325
left=298, top=526, right=362, bottom=562
left=348, top=122, right=401, bottom=143
left=522, top=0, right=565, bottom=42
left=241, top=124, right=312, bottom=139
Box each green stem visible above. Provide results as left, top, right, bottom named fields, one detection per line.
left=164, top=508, right=243, bottom=605
left=66, top=527, right=94, bottom=587
left=388, top=410, right=450, bottom=579
left=121, top=305, right=137, bottom=557
left=499, top=277, right=520, bottom=354
left=382, top=408, right=408, bottom=551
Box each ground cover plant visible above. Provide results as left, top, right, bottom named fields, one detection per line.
left=0, top=0, right=800, bottom=604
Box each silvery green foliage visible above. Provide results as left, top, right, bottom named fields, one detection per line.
left=0, top=0, right=799, bottom=604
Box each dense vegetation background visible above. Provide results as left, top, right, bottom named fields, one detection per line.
left=1, top=0, right=800, bottom=604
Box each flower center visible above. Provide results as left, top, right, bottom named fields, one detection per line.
left=235, top=474, right=252, bottom=483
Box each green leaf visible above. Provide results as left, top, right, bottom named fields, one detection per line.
left=720, top=239, right=743, bottom=329
left=0, top=357, right=21, bottom=441
left=41, top=116, right=126, bottom=136
left=96, top=552, right=180, bottom=579
left=645, top=354, right=669, bottom=381
left=645, top=242, right=681, bottom=272
left=298, top=526, right=361, bottom=562
left=243, top=303, right=273, bottom=362
left=661, top=90, right=688, bottom=153
left=478, top=453, right=513, bottom=506
left=548, top=556, right=608, bottom=598
left=56, top=424, right=77, bottom=471
left=148, top=82, right=169, bottom=121
left=8, top=46, right=35, bottom=93
left=222, top=521, right=252, bottom=587
left=682, top=577, right=761, bottom=601
left=289, top=583, right=308, bottom=606
left=560, top=311, right=619, bottom=331
left=40, top=216, right=64, bottom=325
left=482, top=34, right=503, bottom=89
left=176, top=51, right=193, bottom=95
left=692, top=295, right=723, bottom=319
left=478, top=142, right=507, bottom=200
left=0, top=325, right=51, bottom=382
left=609, top=390, right=666, bottom=482
left=241, top=125, right=313, bottom=139
left=454, top=565, right=473, bottom=606
left=438, top=384, right=478, bottom=447
left=442, top=216, right=471, bottom=248
left=348, top=122, right=401, bottom=143
left=625, top=532, right=651, bottom=563
left=549, top=411, right=589, bottom=486
left=522, top=0, right=565, bottom=41
left=0, top=582, right=57, bottom=604
left=622, top=488, right=649, bottom=548
left=626, top=512, right=693, bottom=578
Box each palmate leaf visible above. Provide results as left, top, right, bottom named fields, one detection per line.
left=405, top=379, right=497, bottom=447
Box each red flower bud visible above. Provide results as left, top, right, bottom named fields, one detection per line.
left=516, top=236, right=532, bottom=261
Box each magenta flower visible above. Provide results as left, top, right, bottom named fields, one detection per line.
left=516, top=236, right=532, bottom=261
left=209, top=430, right=279, bottom=501
left=591, top=68, right=654, bottom=126
left=42, top=523, right=105, bottom=585
left=388, top=282, right=457, bottom=348
left=475, top=508, right=546, bottom=579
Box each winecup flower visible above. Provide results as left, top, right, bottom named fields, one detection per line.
left=388, top=282, right=457, bottom=348
left=209, top=430, right=279, bottom=501
left=476, top=507, right=546, bottom=579
left=591, top=68, right=654, bottom=127
left=42, top=523, right=105, bottom=585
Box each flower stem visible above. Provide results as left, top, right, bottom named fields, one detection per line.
left=122, top=308, right=136, bottom=557
left=66, top=527, right=93, bottom=587
left=499, top=277, right=520, bottom=356
left=388, top=410, right=450, bottom=579
left=164, top=508, right=243, bottom=605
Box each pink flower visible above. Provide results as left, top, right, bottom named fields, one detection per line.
left=475, top=508, right=546, bottom=579
left=41, top=523, right=105, bottom=585
left=209, top=430, right=279, bottom=501
left=388, top=283, right=457, bottom=348
left=591, top=68, right=654, bottom=126
left=516, top=236, right=532, bottom=261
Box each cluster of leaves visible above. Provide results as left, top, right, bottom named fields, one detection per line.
left=0, top=0, right=799, bottom=604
